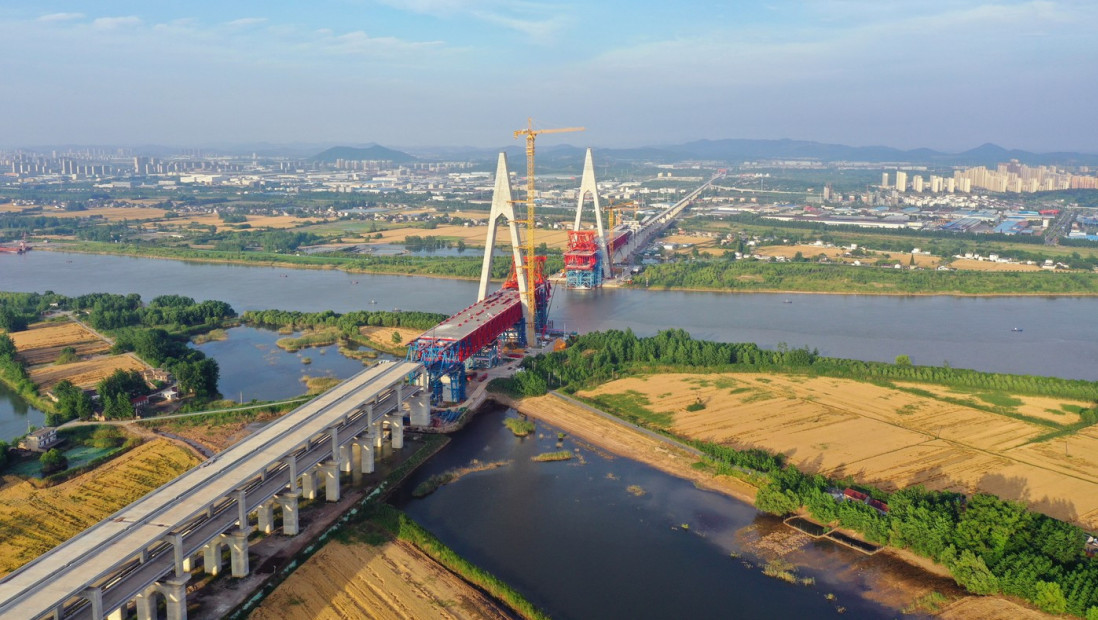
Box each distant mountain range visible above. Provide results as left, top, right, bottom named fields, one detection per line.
left=397, top=139, right=1098, bottom=167
left=311, top=145, right=418, bottom=164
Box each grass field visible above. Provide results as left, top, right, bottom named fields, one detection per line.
left=0, top=439, right=200, bottom=577
left=578, top=373, right=1098, bottom=529
left=9, top=321, right=110, bottom=366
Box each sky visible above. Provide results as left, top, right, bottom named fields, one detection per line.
left=1, top=1, right=1096, bottom=152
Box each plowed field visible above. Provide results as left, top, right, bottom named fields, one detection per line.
left=249, top=540, right=512, bottom=620
left=578, top=373, right=1098, bottom=529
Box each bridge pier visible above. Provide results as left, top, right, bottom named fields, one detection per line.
left=408, top=377, right=430, bottom=427
left=161, top=578, right=188, bottom=620
left=322, top=462, right=341, bottom=502
left=277, top=494, right=299, bottom=535
left=356, top=436, right=375, bottom=474
left=229, top=530, right=249, bottom=578
left=107, top=606, right=124, bottom=620
left=134, top=587, right=156, bottom=620
left=203, top=535, right=227, bottom=576
left=257, top=499, right=276, bottom=534
left=301, top=469, right=319, bottom=500
left=388, top=416, right=404, bottom=450
left=339, top=444, right=353, bottom=473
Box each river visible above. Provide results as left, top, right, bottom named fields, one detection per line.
left=4, top=250, right=1096, bottom=380
left=393, top=405, right=910, bottom=619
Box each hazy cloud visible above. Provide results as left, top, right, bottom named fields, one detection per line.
left=91, top=16, right=142, bottom=30
left=224, top=17, right=268, bottom=28
left=37, top=13, right=85, bottom=23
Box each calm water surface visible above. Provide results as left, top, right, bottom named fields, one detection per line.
left=193, top=326, right=390, bottom=403
left=394, top=406, right=896, bottom=620
left=3, top=249, right=1096, bottom=436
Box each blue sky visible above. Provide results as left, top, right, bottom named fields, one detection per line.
left=1, top=1, right=1095, bottom=151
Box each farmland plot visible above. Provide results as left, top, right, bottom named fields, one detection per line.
left=578, top=372, right=1098, bottom=529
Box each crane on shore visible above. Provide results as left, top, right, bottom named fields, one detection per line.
left=513, top=118, right=583, bottom=343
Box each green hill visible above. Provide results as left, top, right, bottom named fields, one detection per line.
left=312, top=145, right=417, bottom=163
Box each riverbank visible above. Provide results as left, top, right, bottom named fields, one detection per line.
left=498, top=391, right=1057, bottom=619
left=39, top=244, right=1098, bottom=297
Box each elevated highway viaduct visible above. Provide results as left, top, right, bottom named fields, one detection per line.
left=0, top=361, right=429, bottom=620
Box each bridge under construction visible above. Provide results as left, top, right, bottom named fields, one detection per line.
left=406, top=147, right=716, bottom=411
left=0, top=140, right=713, bottom=620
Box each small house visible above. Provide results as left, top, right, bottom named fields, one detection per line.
left=20, top=427, right=61, bottom=452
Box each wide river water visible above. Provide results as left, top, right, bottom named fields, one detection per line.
left=3, top=248, right=1095, bottom=439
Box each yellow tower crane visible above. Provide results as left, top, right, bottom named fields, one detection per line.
left=513, top=118, right=583, bottom=344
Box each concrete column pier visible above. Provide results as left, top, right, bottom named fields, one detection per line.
left=162, top=578, right=188, bottom=620
left=339, top=444, right=352, bottom=473
left=390, top=418, right=404, bottom=450
left=181, top=554, right=197, bottom=572
left=358, top=437, right=375, bottom=474
left=203, top=536, right=226, bottom=576
left=257, top=500, right=276, bottom=534
left=107, top=606, right=124, bottom=620
left=135, top=587, right=157, bottom=620
left=277, top=495, right=299, bottom=535
left=301, top=469, right=319, bottom=500
left=409, top=388, right=430, bottom=427
left=229, top=530, right=250, bottom=578
left=322, top=462, right=341, bottom=502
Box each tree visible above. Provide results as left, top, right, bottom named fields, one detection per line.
left=40, top=448, right=67, bottom=475
left=948, top=549, right=1000, bottom=595
left=1033, top=580, right=1067, bottom=615
left=895, top=355, right=912, bottom=366
left=0, top=307, right=28, bottom=332
left=0, top=440, right=9, bottom=469
left=391, top=330, right=403, bottom=344
left=755, top=483, right=800, bottom=516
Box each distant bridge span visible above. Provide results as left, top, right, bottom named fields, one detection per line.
left=0, top=361, right=428, bottom=620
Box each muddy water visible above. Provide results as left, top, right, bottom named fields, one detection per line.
left=393, top=405, right=943, bottom=620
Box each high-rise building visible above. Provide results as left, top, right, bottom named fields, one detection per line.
left=895, top=171, right=907, bottom=193
left=881, top=172, right=889, bottom=188
left=912, top=176, right=924, bottom=192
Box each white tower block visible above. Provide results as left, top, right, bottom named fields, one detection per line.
left=572, top=148, right=610, bottom=278
left=478, top=153, right=531, bottom=325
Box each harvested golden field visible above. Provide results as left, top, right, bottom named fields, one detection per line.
left=249, top=540, right=512, bottom=620
left=365, top=224, right=572, bottom=250
left=49, top=206, right=170, bottom=221
left=578, top=373, right=1098, bottom=529
left=755, top=245, right=941, bottom=268
left=174, top=213, right=331, bottom=231
left=29, top=353, right=148, bottom=392
left=950, top=258, right=1042, bottom=272
left=10, top=321, right=110, bottom=366
left=0, top=439, right=200, bottom=577
left=894, top=382, right=1085, bottom=425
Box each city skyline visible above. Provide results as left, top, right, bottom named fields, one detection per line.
left=1, top=1, right=1096, bottom=152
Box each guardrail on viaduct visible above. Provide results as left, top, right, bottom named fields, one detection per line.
left=0, top=360, right=428, bottom=620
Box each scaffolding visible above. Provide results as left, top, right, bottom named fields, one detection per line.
left=564, top=230, right=603, bottom=289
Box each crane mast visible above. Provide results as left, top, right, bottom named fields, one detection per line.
left=513, top=118, right=584, bottom=344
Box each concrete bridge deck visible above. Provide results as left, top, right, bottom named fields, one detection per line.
left=0, top=360, right=427, bottom=620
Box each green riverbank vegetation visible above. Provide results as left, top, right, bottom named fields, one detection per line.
left=632, top=259, right=1098, bottom=295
